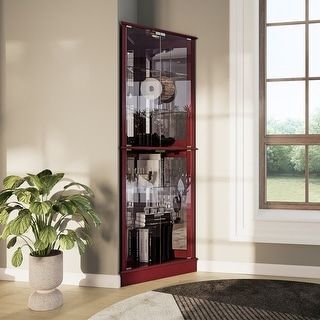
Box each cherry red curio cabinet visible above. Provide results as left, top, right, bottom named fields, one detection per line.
left=120, top=22, right=197, bottom=286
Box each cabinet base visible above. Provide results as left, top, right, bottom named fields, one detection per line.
left=120, top=258, right=197, bottom=286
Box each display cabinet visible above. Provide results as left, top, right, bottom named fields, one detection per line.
left=120, top=22, right=197, bottom=286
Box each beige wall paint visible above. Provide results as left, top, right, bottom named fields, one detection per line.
left=119, top=0, right=137, bottom=23
left=137, top=0, right=320, bottom=266
left=2, top=0, right=120, bottom=275
left=0, top=0, right=6, bottom=268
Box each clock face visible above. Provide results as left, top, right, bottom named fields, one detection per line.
left=140, top=78, right=162, bottom=100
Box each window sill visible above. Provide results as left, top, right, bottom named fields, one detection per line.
left=256, top=209, right=320, bottom=223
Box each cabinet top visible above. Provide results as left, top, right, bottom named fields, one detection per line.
left=120, top=21, right=198, bottom=40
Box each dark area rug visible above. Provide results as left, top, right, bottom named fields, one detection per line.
left=156, top=279, right=320, bottom=320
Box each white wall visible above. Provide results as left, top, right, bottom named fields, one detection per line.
left=2, top=0, right=120, bottom=276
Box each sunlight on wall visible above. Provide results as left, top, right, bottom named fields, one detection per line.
left=7, top=147, right=45, bottom=174
left=56, top=39, right=82, bottom=50
left=137, top=0, right=259, bottom=263
left=6, top=41, right=26, bottom=64
left=3, top=0, right=119, bottom=275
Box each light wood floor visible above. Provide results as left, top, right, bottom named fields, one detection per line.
left=1, top=272, right=320, bottom=320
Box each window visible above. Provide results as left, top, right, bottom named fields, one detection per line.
left=260, top=0, right=320, bottom=209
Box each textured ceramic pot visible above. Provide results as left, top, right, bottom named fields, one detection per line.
left=28, top=250, right=63, bottom=311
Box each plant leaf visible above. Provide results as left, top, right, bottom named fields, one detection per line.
left=87, top=209, right=101, bottom=227
left=57, top=218, right=71, bottom=232
left=0, top=205, right=24, bottom=224
left=41, top=173, right=64, bottom=195
left=39, top=226, right=56, bottom=245
left=53, top=214, right=70, bottom=230
left=25, top=174, right=43, bottom=191
left=68, top=195, right=94, bottom=224
left=0, top=208, right=9, bottom=224
left=67, top=229, right=77, bottom=240
left=12, top=247, right=23, bottom=267
left=75, top=237, right=86, bottom=255
left=10, top=210, right=31, bottom=235
left=55, top=201, right=76, bottom=215
left=30, top=201, right=52, bottom=215
left=75, top=227, right=92, bottom=245
left=7, top=236, right=17, bottom=249
left=34, top=239, right=47, bottom=251
left=37, top=169, right=52, bottom=178
left=3, top=176, right=24, bottom=189
left=0, top=221, right=13, bottom=239
left=64, top=182, right=94, bottom=197
left=50, top=190, right=66, bottom=201
left=76, top=209, right=101, bottom=228
left=26, top=187, right=40, bottom=198
left=0, top=190, right=13, bottom=205
left=59, top=234, right=74, bottom=250
left=16, top=190, right=32, bottom=204
left=8, top=204, right=24, bottom=211
left=68, top=194, right=92, bottom=211
left=14, top=188, right=39, bottom=204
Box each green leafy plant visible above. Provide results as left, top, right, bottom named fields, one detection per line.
left=0, top=169, right=101, bottom=267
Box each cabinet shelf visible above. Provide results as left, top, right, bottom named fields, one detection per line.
left=121, top=258, right=197, bottom=286
left=120, top=21, right=197, bottom=286
left=126, top=66, right=188, bottom=79
left=121, top=146, right=197, bottom=151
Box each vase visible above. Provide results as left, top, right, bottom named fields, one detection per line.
left=28, top=250, right=63, bottom=311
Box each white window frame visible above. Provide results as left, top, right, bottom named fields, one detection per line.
left=229, top=0, right=320, bottom=245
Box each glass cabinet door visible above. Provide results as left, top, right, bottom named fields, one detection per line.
left=125, top=151, right=193, bottom=269
left=121, top=22, right=196, bottom=282
left=125, top=26, right=192, bottom=147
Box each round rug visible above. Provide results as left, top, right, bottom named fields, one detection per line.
left=90, top=279, right=320, bottom=320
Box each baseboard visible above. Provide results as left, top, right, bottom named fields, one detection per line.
left=3, top=261, right=317, bottom=288
left=0, top=268, right=28, bottom=282
left=198, top=260, right=320, bottom=279
left=0, top=268, right=121, bottom=288
left=64, top=272, right=121, bottom=288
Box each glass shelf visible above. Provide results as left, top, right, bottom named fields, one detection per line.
left=125, top=25, right=192, bottom=148
left=125, top=151, right=191, bottom=269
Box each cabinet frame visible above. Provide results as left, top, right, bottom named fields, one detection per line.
left=120, top=21, right=197, bottom=286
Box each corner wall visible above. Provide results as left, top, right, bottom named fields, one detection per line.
left=119, top=0, right=137, bottom=23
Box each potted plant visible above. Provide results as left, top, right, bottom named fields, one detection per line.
left=0, top=169, right=101, bottom=311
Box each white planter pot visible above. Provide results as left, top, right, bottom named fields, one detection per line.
left=28, top=250, right=63, bottom=311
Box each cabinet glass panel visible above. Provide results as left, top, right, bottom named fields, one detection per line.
left=125, top=151, right=191, bottom=269
left=126, top=27, right=191, bottom=147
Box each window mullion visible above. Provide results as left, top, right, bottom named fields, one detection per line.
left=265, top=135, right=320, bottom=144
left=305, top=0, right=309, bottom=203
left=259, top=0, right=267, bottom=208
left=305, top=145, right=309, bottom=203
left=305, top=0, right=309, bottom=135
left=267, top=20, right=306, bottom=27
